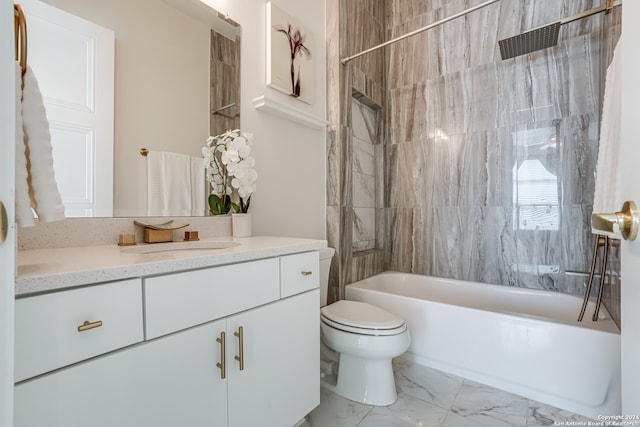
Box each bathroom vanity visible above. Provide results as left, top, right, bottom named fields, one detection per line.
left=14, top=236, right=325, bottom=427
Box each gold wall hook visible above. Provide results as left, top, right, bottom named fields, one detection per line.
left=14, top=4, right=27, bottom=76
left=591, top=201, right=639, bottom=241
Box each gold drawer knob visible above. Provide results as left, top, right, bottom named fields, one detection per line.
left=77, top=320, right=103, bottom=332
left=301, top=271, right=313, bottom=276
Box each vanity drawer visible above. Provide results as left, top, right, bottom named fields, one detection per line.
left=14, top=279, right=144, bottom=383
left=280, top=251, right=319, bottom=298
left=144, top=258, right=280, bottom=339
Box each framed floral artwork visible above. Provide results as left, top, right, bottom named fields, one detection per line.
left=266, top=2, right=314, bottom=104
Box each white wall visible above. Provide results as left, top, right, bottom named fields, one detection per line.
left=620, top=0, right=640, bottom=415
left=0, top=1, right=16, bottom=425
left=204, top=0, right=327, bottom=239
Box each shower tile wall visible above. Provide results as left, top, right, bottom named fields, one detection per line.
left=326, top=0, right=387, bottom=301
left=385, top=0, right=622, bottom=299
left=326, top=0, right=621, bottom=321
left=210, top=30, right=240, bottom=136
left=352, top=98, right=381, bottom=252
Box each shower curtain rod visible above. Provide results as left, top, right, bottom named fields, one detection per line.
left=340, top=0, right=500, bottom=65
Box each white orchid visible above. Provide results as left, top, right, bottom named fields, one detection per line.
left=203, top=129, right=257, bottom=214
left=221, top=149, right=239, bottom=165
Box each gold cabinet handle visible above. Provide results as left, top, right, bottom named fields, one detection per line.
left=592, top=201, right=639, bottom=241
left=301, top=271, right=313, bottom=276
left=234, top=326, right=244, bottom=371
left=216, top=331, right=226, bottom=379
left=77, top=320, right=103, bottom=332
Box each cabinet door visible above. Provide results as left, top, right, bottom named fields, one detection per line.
left=227, top=290, right=320, bottom=427
left=15, top=320, right=228, bottom=427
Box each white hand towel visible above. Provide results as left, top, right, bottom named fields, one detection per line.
left=190, top=156, right=205, bottom=216
left=15, top=64, right=65, bottom=226
left=147, top=151, right=192, bottom=216
left=15, top=64, right=34, bottom=227
left=592, top=38, right=622, bottom=238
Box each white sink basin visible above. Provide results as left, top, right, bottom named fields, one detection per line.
left=120, top=241, right=240, bottom=254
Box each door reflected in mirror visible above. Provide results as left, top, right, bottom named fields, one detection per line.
left=23, top=0, right=240, bottom=217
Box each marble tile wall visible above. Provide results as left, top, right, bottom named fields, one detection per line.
left=384, top=0, right=622, bottom=300
left=326, top=0, right=387, bottom=302
left=352, top=98, right=380, bottom=252
left=327, top=0, right=622, bottom=314
left=210, top=30, right=240, bottom=136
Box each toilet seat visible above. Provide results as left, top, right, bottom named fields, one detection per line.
left=321, top=300, right=407, bottom=336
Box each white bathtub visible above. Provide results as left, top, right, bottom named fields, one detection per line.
left=345, top=271, right=621, bottom=419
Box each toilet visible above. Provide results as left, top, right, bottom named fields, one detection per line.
left=318, top=248, right=410, bottom=406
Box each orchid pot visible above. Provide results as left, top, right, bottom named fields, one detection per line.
left=232, top=212, right=252, bottom=237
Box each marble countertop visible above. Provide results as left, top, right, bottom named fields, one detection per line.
left=16, top=236, right=327, bottom=296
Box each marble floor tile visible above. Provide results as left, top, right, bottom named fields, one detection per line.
left=449, top=379, right=529, bottom=427
left=441, top=412, right=494, bottom=427
left=526, top=400, right=594, bottom=426
left=303, top=357, right=592, bottom=427
left=304, top=386, right=373, bottom=427
left=393, top=357, right=463, bottom=410
left=357, top=393, right=449, bottom=427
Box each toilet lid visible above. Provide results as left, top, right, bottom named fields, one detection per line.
left=320, top=300, right=405, bottom=330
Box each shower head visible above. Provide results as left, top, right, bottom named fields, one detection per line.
left=498, top=0, right=621, bottom=60
left=498, top=22, right=561, bottom=60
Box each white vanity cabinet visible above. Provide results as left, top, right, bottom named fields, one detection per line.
left=14, top=318, right=228, bottom=427
left=14, top=251, right=320, bottom=427
left=226, top=288, right=319, bottom=426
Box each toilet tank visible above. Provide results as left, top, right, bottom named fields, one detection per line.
left=319, top=247, right=335, bottom=307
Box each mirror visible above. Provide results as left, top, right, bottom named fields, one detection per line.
left=32, top=0, right=240, bottom=217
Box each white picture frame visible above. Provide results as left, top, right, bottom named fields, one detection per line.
left=266, top=2, right=314, bottom=104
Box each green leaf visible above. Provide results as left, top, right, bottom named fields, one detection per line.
left=209, top=194, right=231, bottom=215
left=240, top=196, right=251, bottom=213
